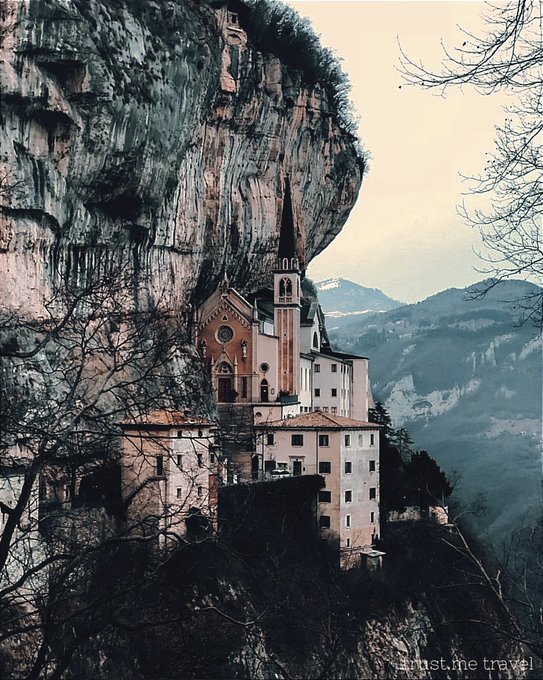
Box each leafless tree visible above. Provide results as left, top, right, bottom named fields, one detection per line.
left=425, top=496, right=543, bottom=663
left=400, top=0, right=543, bottom=327
left=0, top=264, right=218, bottom=677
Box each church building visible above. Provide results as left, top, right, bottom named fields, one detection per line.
left=194, top=183, right=381, bottom=559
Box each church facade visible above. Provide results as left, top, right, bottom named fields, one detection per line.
left=195, top=258, right=373, bottom=425
left=194, top=185, right=381, bottom=559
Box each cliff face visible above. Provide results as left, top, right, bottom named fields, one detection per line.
left=0, top=0, right=363, bottom=319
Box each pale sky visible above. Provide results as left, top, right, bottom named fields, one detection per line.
left=289, top=1, right=508, bottom=303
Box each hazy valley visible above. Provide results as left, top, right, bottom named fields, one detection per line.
left=322, top=278, right=542, bottom=548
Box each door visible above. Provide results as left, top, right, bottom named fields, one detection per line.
left=218, top=377, right=232, bottom=402
left=260, top=379, right=269, bottom=402
left=292, top=460, right=302, bottom=476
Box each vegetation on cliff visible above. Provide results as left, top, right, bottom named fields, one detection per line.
left=0, top=505, right=529, bottom=679
left=241, top=0, right=365, bottom=161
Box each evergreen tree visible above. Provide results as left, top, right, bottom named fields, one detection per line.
left=369, top=403, right=406, bottom=512
left=405, top=451, right=452, bottom=508
left=369, top=405, right=452, bottom=513
left=389, top=427, right=414, bottom=460
left=368, top=402, right=393, bottom=442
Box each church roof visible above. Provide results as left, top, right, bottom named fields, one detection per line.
left=317, top=347, right=369, bottom=361
left=300, top=299, right=320, bottom=325
left=256, top=412, right=380, bottom=430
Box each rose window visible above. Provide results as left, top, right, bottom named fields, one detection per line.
left=217, top=325, right=234, bottom=344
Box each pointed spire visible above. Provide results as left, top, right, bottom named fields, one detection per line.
left=220, top=271, right=230, bottom=296
left=278, top=176, right=296, bottom=261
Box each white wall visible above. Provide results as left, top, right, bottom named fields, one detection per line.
left=299, top=356, right=313, bottom=411
left=351, top=358, right=370, bottom=421
left=339, top=429, right=380, bottom=549
left=260, top=425, right=381, bottom=551
left=312, top=356, right=344, bottom=414
left=255, top=332, right=279, bottom=400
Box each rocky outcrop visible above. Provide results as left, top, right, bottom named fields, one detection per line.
left=0, top=0, right=363, bottom=320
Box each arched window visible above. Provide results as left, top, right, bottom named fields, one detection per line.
left=279, top=277, right=292, bottom=301
left=216, top=362, right=232, bottom=374
left=260, top=379, right=269, bottom=402
left=312, top=331, right=319, bottom=349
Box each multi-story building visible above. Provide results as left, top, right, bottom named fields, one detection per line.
left=255, top=412, right=380, bottom=559
left=120, top=411, right=222, bottom=541
left=195, top=186, right=373, bottom=468
left=194, top=186, right=381, bottom=558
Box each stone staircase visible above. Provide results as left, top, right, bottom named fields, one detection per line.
left=217, top=404, right=255, bottom=481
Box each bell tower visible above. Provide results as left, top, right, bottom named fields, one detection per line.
left=274, top=181, right=301, bottom=396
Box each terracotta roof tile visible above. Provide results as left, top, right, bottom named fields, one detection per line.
left=256, top=412, right=380, bottom=430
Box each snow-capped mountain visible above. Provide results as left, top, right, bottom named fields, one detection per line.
left=316, top=278, right=402, bottom=319
left=327, top=279, right=542, bottom=551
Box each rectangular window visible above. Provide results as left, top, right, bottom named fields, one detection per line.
left=197, top=453, right=203, bottom=468
left=370, top=433, right=375, bottom=446
left=370, top=511, right=375, bottom=524
left=176, top=487, right=182, bottom=499
left=358, top=434, right=364, bottom=446
left=267, top=433, right=275, bottom=445
left=331, top=388, right=337, bottom=397
left=176, top=454, right=183, bottom=468
left=318, top=490, right=331, bottom=503
left=319, top=515, right=330, bottom=528
left=344, top=461, right=352, bottom=474
left=346, top=537, right=351, bottom=548
left=345, top=514, right=351, bottom=528
left=291, top=434, right=304, bottom=446
left=322, top=407, right=329, bottom=413
left=156, top=456, right=164, bottom=476
left=264, top=460, right=275, bottom=472
left=210, top=453, right=215, bottom=464
left=369, top=487, right=377, bottom=500
left=319, top=461, right=331, bottom=474
left=344, top=434, right=351, bottom=447
left=331, top=364, right=337, bottom=373
left=369, top=460, right=376, bottom=472
left=241, top=377, right=248, bottom=399
left=345, top=490, right=352, bottom=503
left=197, top=486, right=203, bottom=497
left=318, top=434, right=329, bottom=447
left=314, top=388, right=321, bottom=397
left=331, top=407, right=337, bottom=414
left=314, top=364, right=320, bottom=373
left=177, top=431, right=183, bottom=438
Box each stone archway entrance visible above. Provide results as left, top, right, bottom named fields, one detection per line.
left=216, top=362, right=234, bottom=402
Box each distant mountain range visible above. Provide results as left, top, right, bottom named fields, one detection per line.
left=325, top=279, right=542, bottom=549
left=316, top=278, right=403, bottom=321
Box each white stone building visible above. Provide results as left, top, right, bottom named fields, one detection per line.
left=195, top=189, right=373, bottom=480
left=194, top=185, right=381, bottom=558
left=120, top=411, right=223, bottom=541
left=255, top=412, right=380, bottom=558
